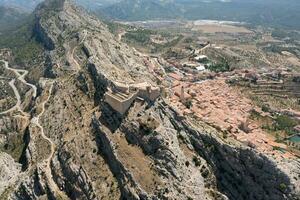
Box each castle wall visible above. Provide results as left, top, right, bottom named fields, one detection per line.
left=105, top=92, right=138, bottom=114
left=114, top=82, right=129, bottom=93
left=104, top=81, right=161, bottom=114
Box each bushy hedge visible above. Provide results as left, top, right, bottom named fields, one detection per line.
left=207, top=59, right=230, bottom=73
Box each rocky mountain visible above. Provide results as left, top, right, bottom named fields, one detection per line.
left=0, top=0, right=119, bottom=10
left=0, top=0, right=299, bottom=200
left=0, top=0, right=43, bottom=10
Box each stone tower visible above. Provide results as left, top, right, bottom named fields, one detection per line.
left=180, top=86, right=185, bottom=103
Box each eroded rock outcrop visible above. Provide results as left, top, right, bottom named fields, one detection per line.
left=1, top=0, right=299, bottom=200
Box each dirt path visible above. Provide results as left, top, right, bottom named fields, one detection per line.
left=31, top=82, right=67, bottom=198
left=0, top=79, right=20, bottom=115
left=0, top=59, right=36, bottom=116
left=1, top=60, right=37, bottom=98
left=0, top=57, right=67, bottom=197
left=199, top=43, right=210, bottom=52
left=71, top=29, right=87, bottom=70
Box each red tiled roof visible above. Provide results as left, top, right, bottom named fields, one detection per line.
left=169, top=73, right=182, bottom=81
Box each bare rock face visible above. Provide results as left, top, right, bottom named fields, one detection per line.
left=0, top=153, right=22, bottom=195
left=0, top=0, right=299, bottom=200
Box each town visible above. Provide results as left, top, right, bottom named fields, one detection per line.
left=104, top=29, right=300, bottom=161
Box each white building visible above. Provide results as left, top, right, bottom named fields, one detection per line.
left=196, top=65, right=206, bottom=71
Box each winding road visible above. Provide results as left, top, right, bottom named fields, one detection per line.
left=1, top=60, right=37, bottom=97
left=71, top=30, right=87, bottom=70
left=1, top=58, right=65, bottom=198
left=0, top=31, right=88, bottom=197
left=0, top=79, right=20, bottom=115
left=30, top=82, right=64, bottom=196
left=0, top=60, right=37, bottom=115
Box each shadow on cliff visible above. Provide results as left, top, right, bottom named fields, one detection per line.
left=19, top=126, right=31, bottom=171
left=187, top=126, right=295, bottom=200
left=87, top=63, right=109, bottom=106
left=99, top=102, right=123, bottom=132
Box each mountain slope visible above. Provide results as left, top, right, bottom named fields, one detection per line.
left=2, top=0, right=300, bottom=30
left=0, top=6, right=29, bottom=31
left=0, top=0, right=120, bottom=10
left=0, top=0, right=299, bottom=200
left=100, top=0, right=181, bottom=21
left=0, top=0, right=42, bottom=10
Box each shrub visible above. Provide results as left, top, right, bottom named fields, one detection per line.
left=292, top=76, right=300, bottom=83
left=279, top=183, right=287, bottom=192
left=262, top=104, right=270, bottom=112
left=201, top=169, right=209, bottom=179
left=193, top=156, right=201, bottom=167
left=184, top=99, right=193, bottom=109
left=207, top=59, right=230, bottom=73
left=274, top=115, right=297, bottom=135
left=185, top=161, right=190, bottom=167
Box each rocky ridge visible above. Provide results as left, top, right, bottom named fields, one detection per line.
left=0, top=0, right=299, bottom=200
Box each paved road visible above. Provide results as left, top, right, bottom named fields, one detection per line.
left=1, top=60, right=37, bottom=98
left=0, top=59, right=34, bottom=115
left=0, top=59, right=65, bottom=197
left=0, top=79, right=21, bottom=115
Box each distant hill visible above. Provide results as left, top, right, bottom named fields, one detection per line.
left=0, top=0, right=299, bottom=30
left=100, top=0, right=181, bottom=21
left=100, top=0, right=300, bottom=30
left=0, top=0, right=119, bottom=31
left=76, top=0, right=120, bottom=10
left=0, top=0, right=42, bottom=10
left=0, top=0, right=120, bottom=10
left=0, top=6, right=29, bottom=31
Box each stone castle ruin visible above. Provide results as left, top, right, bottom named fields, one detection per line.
left=104, top=81, right=161, bottom=114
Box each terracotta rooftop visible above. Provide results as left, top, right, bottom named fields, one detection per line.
left=169, top=73, right=182, bottom=81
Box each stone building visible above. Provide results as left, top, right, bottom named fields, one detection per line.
left=286, top=134, right=300, bottom=150
left=104, top=88, right=138, bottom=114
left=104, top=81, right=161, bottom=114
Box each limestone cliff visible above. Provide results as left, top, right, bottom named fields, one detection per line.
left=0, top=0, right=299, bottom=200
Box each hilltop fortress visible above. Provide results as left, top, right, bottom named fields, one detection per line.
left=104, top=81, right=161, bottom=114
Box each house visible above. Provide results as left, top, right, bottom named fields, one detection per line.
left=169, top=73, right=182, bottom=81
left=196, top=65, right=206, bottom=72
left=286, top=134, right=300, bottom=150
